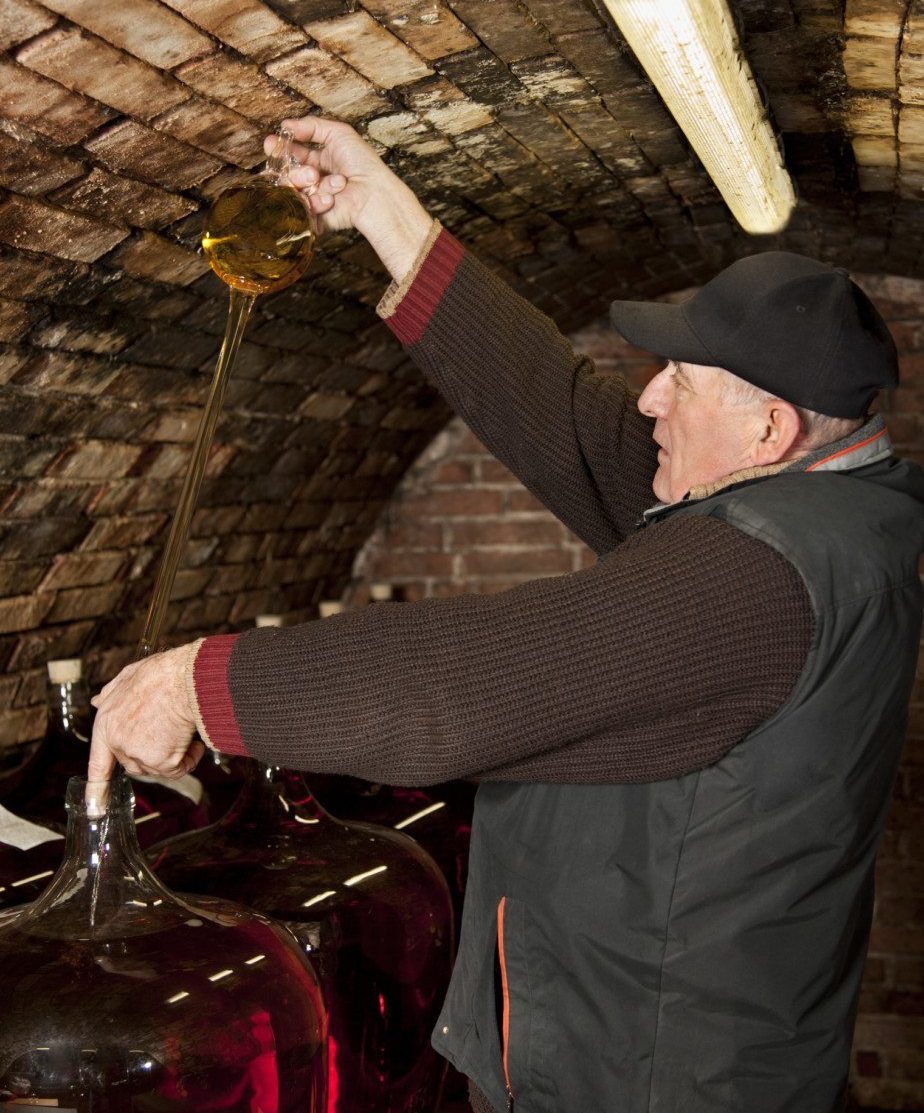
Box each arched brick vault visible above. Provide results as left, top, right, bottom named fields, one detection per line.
left=0, top=0, right=923, bottom=732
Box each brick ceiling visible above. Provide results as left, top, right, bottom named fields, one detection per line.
left=0, top=0, right=922, bottom=716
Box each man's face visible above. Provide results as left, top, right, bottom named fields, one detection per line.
left=637, top=361, right=761, bottom=503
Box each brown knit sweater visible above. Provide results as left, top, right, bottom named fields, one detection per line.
left=192, top=227, right=814, bottom=785
left=468, top=1079, right=499, bottom=1113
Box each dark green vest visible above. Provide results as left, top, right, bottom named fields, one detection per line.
left=433, top=458, right=924, bottom=1113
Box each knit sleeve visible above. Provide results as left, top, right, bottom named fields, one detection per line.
left=378, top=227, right=659, bottom=551
left=192, top=514, right=814, bottom=785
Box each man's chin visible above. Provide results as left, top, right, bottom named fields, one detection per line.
left=652, top=469, right=671, bottom=504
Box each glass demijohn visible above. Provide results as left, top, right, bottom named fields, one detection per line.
left=0, top=776, right=327, bottom=1111
left=149, top=763, right=454, bottom=1113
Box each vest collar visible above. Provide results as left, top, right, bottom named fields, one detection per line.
left=642, top=415, right=893, bottom=525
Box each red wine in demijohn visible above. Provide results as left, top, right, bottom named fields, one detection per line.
left=0, top=775, right=327, bottom=1111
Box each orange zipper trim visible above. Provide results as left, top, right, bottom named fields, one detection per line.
left=497, top=896, right=514, bottom=1106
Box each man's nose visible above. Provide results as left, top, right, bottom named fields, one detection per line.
left=638, top=368, right=670, bottom=418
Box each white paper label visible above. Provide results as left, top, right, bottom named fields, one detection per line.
left=2, top=1101, right=77, bottom=1108
left=0, top=805, right=64, bottom=851
left=132, top=772, right=204, bottom=805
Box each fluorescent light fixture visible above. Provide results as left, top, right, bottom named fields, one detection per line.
left=601, top=0, right=796, bottom=234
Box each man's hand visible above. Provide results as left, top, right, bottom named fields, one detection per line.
left=267, top=116, right=434, bottom=284
left=88, top=643, right=205, bottom=783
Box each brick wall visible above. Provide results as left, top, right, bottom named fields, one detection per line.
left=850, top=278, right=924, bottom=1113
left=354, top=284, right=924, bottom=1111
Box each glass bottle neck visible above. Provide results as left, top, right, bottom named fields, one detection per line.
left=228, top=762, right=329, bottom=829
left=44, top=676, right=93, bottom=755
left=64, top=777, right=144, bottom=865
left=29, top=776, right=174, bottom=934
left=0, top=682, right=93, bottom=811
left=263, top=128, right=297, bottom=187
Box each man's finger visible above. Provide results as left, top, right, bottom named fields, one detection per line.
left=280, top=116, right=330, bottom=143
left=87, top=730, right=117, bottom=784
left=287, top=165, right=320, bottom=190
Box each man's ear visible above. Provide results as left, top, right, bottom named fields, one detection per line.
left=752, top=400, right=802, bottom=466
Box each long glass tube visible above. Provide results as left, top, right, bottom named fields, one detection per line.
left=136, top=130, right=316, bottom=657
left=137, top=288, right=254, bottom=657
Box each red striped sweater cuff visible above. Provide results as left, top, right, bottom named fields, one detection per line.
left=193, top=634, right=249, bottom=758
left=385, top=228, right=465, bottom=346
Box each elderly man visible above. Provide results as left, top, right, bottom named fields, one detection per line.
left=91, top=118, right=924, bottom=1113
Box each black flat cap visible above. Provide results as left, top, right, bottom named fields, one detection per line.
left=609, top=251, right=898, bottom=418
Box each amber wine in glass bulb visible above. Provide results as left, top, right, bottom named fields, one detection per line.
left=202, top=177, right=316, bottom=295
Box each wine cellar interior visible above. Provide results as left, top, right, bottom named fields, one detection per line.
left=1, top=0, right=924, bottom=1109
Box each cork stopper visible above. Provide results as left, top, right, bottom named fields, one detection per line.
left=47, top=658, right=83, bottom=684
left=318, top=600, right=344, bottom=618
left=255, top=614, right=284, bottom=628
